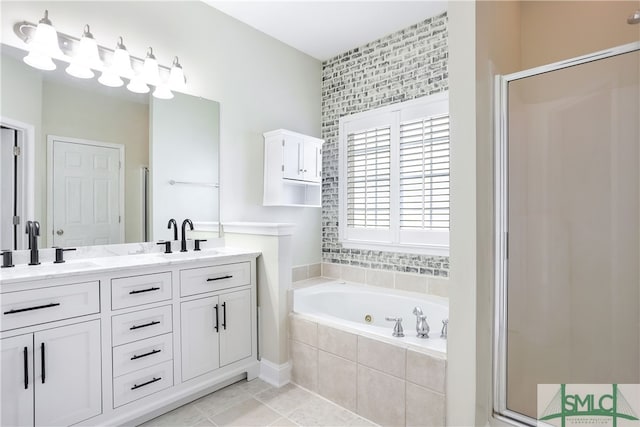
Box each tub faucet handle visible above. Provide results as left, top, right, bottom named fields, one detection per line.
left=385, top=317, right=405, bottom=337
left=441, top=319, right=448, bottom=339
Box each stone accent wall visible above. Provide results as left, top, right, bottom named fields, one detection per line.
left=321, top=12, right=450, bottom=277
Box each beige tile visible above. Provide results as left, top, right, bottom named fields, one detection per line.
left=365, top=269, right=394, bottom=288
left=357, top=336, right=406, bottom=379
left=292, top=265, right=308, bottom=283
left=406, top=350, right=446, bottom=393
left=394, top=273, right=428, bottom=294
left=269, top=417, right=298, bottom=427
left=405, top=382, right=445, bottom=427
left=308, top=263, right=322, bottom=278
left=427, top=277, right=449, bottom=298
left=211, top=398, right=281, bottom=426
left=322, top=262, right=340, bottom=279
left=234, top=378, right=274, bottom=396
left=318, top=350, right=357, bottom=412
left=288, top=396, right=359, bottom=426
left=290, top=339, right=318, bottom=391
left=193, top=383, right=252, bottom=418
left=289, top=315, right=318, bottom=346
left=357, top=365, right=406, bottom=426
left=317, top=324, right=357, bottom=361
left=256, top=383, right=317, bottom=416
left=341, top=265, right=366, bottom=283
left=139, top=404, right=212, bottom=427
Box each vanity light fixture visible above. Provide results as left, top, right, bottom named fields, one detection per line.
left=23, top=10, right=62, bottom=71
left=169, top=56, right=186, bottom=90
left=142, top=47, right=160, bottom=85
left=15, top=11, right=186, bottom=99
left=66, top=25, right=101, bottom=79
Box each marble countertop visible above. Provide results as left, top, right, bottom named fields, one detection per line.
left=0, top=247, right=260, bottom=286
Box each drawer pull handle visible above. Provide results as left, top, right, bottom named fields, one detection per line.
left=131, top=376, right=162, bottom=390
left=207, top=275, right=232, bottom=282
left=214, top=304, right=219, bottom=332
left=131, top=349, right=161, bottom=360
left=4, top=302, right=60, bottom=315
left=23, top=346, right=28, bottom=390
left=40, top=342, right=45, bottom=384
left=129, top=287, right=160, bottom=295
left=222, top=301, right=227, bottom=330
left=130, top=320, right=161, bottom=330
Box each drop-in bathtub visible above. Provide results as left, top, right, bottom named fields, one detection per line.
left=292, top=280, right=448, bottom=356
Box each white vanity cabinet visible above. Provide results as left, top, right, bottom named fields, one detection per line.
left=1, top=318, right=102, bottom=427
left=0, top=251, right=258, bottom=427
left=263, top=129, right=324, bottom=207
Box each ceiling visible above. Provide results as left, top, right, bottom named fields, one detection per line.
left=204, top=1, right=448, bottom=61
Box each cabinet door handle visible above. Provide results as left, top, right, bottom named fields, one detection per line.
left=129, top=287, right=160, bottom=295
left=207, top=275, right=232, bottom=282
left=131, top=377, right=161, bottom=390
left=23, top=346, right=28, bottom=390
left=130, top=320, right=160, bottom=330
left=131, top=349, right=161, bottom=360
left=40, top=342, right=45, bottom=384
left=4, top=302, right=60, bottom=315
left=222, top=301, right=227, bottom=330
left=214, top=304, right=219, bottom=332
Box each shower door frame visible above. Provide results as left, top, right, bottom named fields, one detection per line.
left=493, top=41, right=640, bottom=426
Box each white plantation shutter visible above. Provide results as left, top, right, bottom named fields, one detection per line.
left=399, top=114, right=450, bottom=230
left=346, top=126, right=391, bottom=229
left=339, top=92, right=450, bottom=255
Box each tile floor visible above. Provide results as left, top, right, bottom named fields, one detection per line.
left=140, top=378, right=377, bottom=427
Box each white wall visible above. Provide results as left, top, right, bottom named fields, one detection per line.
left=0, top=1, right=322, bottom=266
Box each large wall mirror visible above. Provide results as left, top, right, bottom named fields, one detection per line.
left=0, top=44, right=220, bottom=250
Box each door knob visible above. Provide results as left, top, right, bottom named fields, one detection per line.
left=56, top=229, right=64, bottom=236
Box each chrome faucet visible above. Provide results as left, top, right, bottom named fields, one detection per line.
left=25, top=220, right=41, bottom=265
left=180, top=219, right=193, bottom=252
left=167, top=218, right=178, bottom=240
left=412, top=306, right=430, bottom=338
left=385, top=317, right=404, bottom=337
left=441, top=319, right=448, bottom=339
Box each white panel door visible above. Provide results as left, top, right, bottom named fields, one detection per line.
left=282, top=136, right=303, bottom=180
left=34, top=320, right=102, bottom=427
left=219, top=289, right=252, bottom=367
left=181, top=296, right=220, bottom=381
left=1, top=334, right=34, bottom=427
left=51, top=138, right=121, bottom=247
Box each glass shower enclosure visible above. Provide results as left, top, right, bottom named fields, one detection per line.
left=494, top=42, right=640, bottom=425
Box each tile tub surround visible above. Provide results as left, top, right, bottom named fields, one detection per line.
left=140, top=378, right=376, bottom=427
left=292, top=263, right=322, bottom=283
left=289, top=314, right=446, bottom=427
left=321, top=262, right=449, bottom=298
left=321, top=12, right=450, bottom=279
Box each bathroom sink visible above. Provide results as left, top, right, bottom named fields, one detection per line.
left=1, top=260, right=100, bottom=281
left=153, top=250, right=219, bottom=260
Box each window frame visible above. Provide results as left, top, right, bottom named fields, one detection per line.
left=338, top=92, right=450, bottom=256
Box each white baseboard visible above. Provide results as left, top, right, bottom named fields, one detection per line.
left=259, top=358, right=291, bottom=387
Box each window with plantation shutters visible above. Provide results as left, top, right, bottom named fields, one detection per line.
left=339, top=92, right=449, bottom=255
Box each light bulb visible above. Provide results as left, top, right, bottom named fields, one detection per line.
left=142, top=47, right=160, bottom=86
left=169, top=56, right=186, bottom=90
left=23, top=10, right=62, bottom=70
left=153, top=83, right=174, bottom=100
left=66, top=25, right=101, bottom=79
left=111, top=37, right=133, bottom=79
left=127, top=74, right=150, bottom=94
left=98, top=69, right=124, bottom=87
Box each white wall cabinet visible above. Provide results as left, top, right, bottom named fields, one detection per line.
left=1, top=320, right=102, bottom=427
left=264, top=129, right=324, bottom=207
left=181, top=288, right=252, bottom=380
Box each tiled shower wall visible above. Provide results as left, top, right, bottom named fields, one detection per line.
left=321, top=12, right=450, bottom=278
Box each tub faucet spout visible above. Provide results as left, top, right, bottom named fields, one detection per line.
left=412, top=307, right=429, bottom=338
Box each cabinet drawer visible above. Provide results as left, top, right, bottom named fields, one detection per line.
left=111, top=272, right=172, bottom=310
left=111, top=305, right=172, bottom=346
left=180, top=262, right=251, bottom=297
left=113, top=360, right=173, bottom=408
left=113, top=333, right=173, bottom=377
left=1, top=281, right=99, bottom=332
